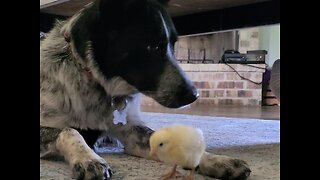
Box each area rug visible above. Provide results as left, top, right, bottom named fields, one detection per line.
left=40, top=112, right=280, bottom=180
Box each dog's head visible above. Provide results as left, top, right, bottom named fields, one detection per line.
left=70, top=0, right=199, bottom=108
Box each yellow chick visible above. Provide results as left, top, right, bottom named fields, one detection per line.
left=149, top=124, right=206, bottom=180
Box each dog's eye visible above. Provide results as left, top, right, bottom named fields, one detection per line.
left=146, top=42, right=167, bottom=52
left=159, top=142, right=163, bottom=147
left=147, top=45, right=159, bottom=52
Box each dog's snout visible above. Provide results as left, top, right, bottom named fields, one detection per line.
left=168, top=85, right=199, bottom=108
left=180, top=85, right=199, bottom=105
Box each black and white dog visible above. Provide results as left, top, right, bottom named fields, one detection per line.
left=40, top=0, right=251, bottom=179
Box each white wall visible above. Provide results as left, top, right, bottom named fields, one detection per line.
left=259, top=24, right=280, bottom=67
left=238, top=27, right=260, bottom=53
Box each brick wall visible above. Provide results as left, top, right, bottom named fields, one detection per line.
left=141, top=64, right=266, bottom=107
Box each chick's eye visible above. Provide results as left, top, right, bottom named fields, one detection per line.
left=159, top=143, right=163, bottom=147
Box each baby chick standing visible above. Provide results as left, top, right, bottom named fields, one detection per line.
left=149, top=124, right=206, bottom=180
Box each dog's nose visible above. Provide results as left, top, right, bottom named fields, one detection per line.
left=182, top=85, right=199, bottom=104
left=173, top=85, right=199, bottom=108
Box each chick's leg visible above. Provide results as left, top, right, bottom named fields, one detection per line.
left=161, top=164, right=181, bottom=180
left=182, top=169, right=195, bottom=180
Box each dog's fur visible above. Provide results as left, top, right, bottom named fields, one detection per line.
left=40, top=0, right=251, bottom=179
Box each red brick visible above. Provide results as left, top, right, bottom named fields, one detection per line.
left=211, top=73, right=225, bottom=80
left=247, top=82, right=262, bottom=89
left=193, top=81, right=211, bottom=89
left=226, top=73, right=241, bottom=80
left=209, top=82, right=215, bottom=88
left=238, top=90, right=253, bottom=97
left=235, top=82, right=244, bottom=89
left=201, top=82, right=211, bottom=89
left=217, top=82, right=235, bottom=89
left=211, top=90, right=224, bottom=97
left=200, top=90, right=210, bottom=97
left=226, top=90, right=238, bottom=97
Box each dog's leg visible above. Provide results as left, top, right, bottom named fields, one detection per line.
left=197, top=152, right=251, bottom=180
left=105, top=95, right=155, bottom=159
left=40, top=126, right=112, bottom=180
left=109, top=123, right=154, bottom=159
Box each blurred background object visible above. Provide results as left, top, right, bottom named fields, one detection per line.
left=40, top=31, right=46, bottom=40
left=270, top=59, right=280, bottom=101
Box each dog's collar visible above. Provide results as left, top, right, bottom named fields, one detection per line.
left=111, top=96, right=129, bottom=125
left=63, top=31, right=128, bottom=119
left=111, top=96, right=128, bottom=111
left=64, top=32, right=71, bottom=43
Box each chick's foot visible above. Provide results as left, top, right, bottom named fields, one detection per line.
left=161, top=165, right=183, bottom=180
left=182, top=169, right=195, bottom=180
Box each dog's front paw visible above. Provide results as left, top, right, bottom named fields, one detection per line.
left=72, top=158, right=112, bottom=180
left=198, top=152, right=251, bottom=180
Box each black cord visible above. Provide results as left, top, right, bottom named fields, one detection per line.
left=240, top=63, right=268, bottom=69
left=224, top=63, right=263, bottom=85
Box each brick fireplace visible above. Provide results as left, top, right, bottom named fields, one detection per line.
left=141, top=63, right=266, bottom=107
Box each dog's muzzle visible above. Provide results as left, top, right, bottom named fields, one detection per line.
left=168, top=85, right=199, bottom=108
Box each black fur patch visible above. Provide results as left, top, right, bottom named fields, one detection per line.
left=72, top=163, right=85, bottom=180
left=133, top=126, right=154, bottom=140
left=220, top=168, right=233, bottom=180
left=234, top=168, right=251, bottom=180
left=40, top=126, right=62, bottom=145
left=133, top=126, right=154, bottom=149
left=89, top=0, right=178, bottom=92
left=232, top=159, right=244, bottom=168
left=195, top=165, right=200, bottom=171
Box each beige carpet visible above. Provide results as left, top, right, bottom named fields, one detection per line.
left=40, top=112, right=280, bottom=180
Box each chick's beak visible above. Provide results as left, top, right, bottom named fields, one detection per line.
left=148, top=148, right=157, bottom=160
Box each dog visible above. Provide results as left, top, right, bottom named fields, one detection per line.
left=40, top=0, right=251, bottom=179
